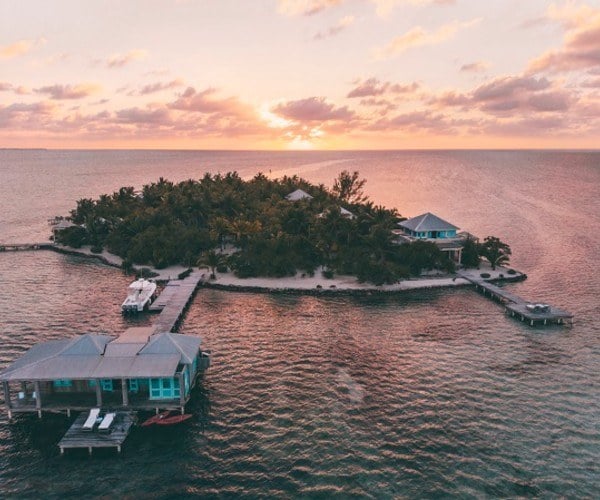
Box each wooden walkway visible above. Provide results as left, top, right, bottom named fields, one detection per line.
left=58, top=411, right=135, bottom=455
left=150, top=272, right=205, bottom=333
left=457, top=272, right=573, bottom=326
left=0, top=243, right=51, bottom=251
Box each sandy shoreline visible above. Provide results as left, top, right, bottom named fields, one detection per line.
left=47, top=244, right=526, bottom=294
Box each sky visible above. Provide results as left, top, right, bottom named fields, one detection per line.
left=1, top=0, right=599, bottom=150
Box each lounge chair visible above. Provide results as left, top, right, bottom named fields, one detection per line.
left=98, top=412, right=116, bottom=432
left=82, top=408, right=101, bottom=431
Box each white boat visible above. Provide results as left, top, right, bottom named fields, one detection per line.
left=121, top=278, right=157, bottom=313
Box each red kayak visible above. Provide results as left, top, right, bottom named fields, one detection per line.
left=140, top=411, right=192, bottom=427
left=155, top=413, right=192, bottom=426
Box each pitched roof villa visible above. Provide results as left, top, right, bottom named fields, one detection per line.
left=397, top=212, right=473, bottom=263
left=399, top=212, right=459, bottom=238
left=0, top=327, right=209, bottom=417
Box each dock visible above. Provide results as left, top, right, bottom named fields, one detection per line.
left=0, top=243, right=51, bottom=251
left=150, top=271, right=205, bottom=333
left=458, top=272, right=573, bottom=326
left=58, top=411, right=135, bottom=455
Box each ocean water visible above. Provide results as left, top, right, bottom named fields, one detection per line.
left=0, top=150, right=599, bottom=497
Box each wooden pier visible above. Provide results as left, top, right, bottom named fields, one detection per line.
left=150, top=272, right=205, bottom=333
left=458, top=272, right=573, bottom=326
left=0, top=243, right=51, bottom=251
left=58, top=411, right=135, bottom=455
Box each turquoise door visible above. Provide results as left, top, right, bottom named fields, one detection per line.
left=149, top=378, right=181, bottom=400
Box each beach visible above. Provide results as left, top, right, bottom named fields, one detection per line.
left=49, top=243, right=523, bottom=293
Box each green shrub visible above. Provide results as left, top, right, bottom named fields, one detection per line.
left=507, top=269, right=516, bottom=275
left=322, top=269, right=334, bottom=279
left=178, top=268, right=192, bottom=280
left=480, top=272, right=491, bottom=278
left=90, top=245, right=103, bottom=254
left=138, top=267, right=158, bottom=278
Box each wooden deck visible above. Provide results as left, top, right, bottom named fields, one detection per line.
left=457, top=272, right=574, bottom=326
left=58, top=411, right=135, bottom=455
left=9, top=392, right=189, bottom=417
left=151, top=272, right=205, bottom=333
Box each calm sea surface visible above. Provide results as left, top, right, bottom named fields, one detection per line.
left=0, top=150, right=599, bottom=498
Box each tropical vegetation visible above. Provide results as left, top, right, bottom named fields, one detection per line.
left=55, top=170, right=509, bottom=285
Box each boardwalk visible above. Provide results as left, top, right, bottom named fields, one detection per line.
left=58, top=411, right=135, bottom=455
left=0, top=243, right=51, bottom=251
left=457, top=272, right=573, bottom=326
left=151, top=272, right=205, bottom=334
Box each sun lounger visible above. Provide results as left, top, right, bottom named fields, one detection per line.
left=98, top=412, right=116, bottom=432
left=82, top=408, right=101, bottom=431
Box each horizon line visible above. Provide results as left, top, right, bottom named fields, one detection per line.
left=2, top=147, right=599, bottom=153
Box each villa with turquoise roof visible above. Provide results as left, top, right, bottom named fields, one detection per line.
left=396, top=212, right=475, bottom=263
left=0, top=326, right=210, bottom=418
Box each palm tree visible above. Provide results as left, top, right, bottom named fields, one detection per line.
left=480, top=236, right=511, bottom=270
left=209, top=216, right=231, bottom=250
left=197, top=250, right=224, bottom=279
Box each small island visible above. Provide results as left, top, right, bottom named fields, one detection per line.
left=53, top=171, right=514, bottom=290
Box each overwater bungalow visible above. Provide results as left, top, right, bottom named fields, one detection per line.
left=395, top=212, right=475, bottom=263
left=0, top=327, right=210, bottom=418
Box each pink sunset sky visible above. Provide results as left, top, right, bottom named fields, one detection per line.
left=1, top=0, right=599, bottom=149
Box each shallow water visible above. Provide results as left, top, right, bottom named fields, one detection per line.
left=0, top=150, right=598, bottom=497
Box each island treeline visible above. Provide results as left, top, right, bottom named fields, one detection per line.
left=56, top=171, right=509, bottom=285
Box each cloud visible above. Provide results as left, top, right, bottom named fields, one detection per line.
left=133, top=79, right=184, bottom=96
left=470, top=75, right=574, bottom=115
left=371, top=0, right=455, bottom=18
left=460, top=61, right=489, bottom=73
left=272, top=97, right=354, bottom=121
left=347, top=78, right=388, bottom=98
left=366, top=109, right=467, bottom=134
left=115, top=107, right=173, bottom=126
left=472, top=76, right=550, bottom=101
left=347, top=78, right=419, bottom=98
left=0, top=101, right=56, bottom=128
left=374, top=18, right=481, bottom=59
left=169, top=87, right=256, bottom=120
left=528, top=4, right=600, bottom=73
left=359, top=97, right=395, bottom=107
left=527, top=90, right=572, bottom=112
left=105, top=49, right=148, bottom=68
left=0, top=38, right=46, bottom=59
left=0, top=82, right=31, bottom=95
left=546, top=1, right=598, bottom=29
left=313, top=16, right=354, bottom=40
left=582, top=76, right=600, bottom=87
left=35, top=83, right=100, bottom=100
left=278, top=0, right=342, bottom=16
left=482, top=115, right=569, bottom=136
left=430, top=90, right=470, bottom=107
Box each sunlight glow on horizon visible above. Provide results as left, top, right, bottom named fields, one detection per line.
left=1, top=1, right=599, bottom=150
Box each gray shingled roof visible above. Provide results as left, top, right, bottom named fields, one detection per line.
left=0, top=332, right=201, bottom=382
left=285, top=189, right=313, bottom=201
left=139, top=333, right=202, bottom=365
left=399, top=212, right=459, bottom=232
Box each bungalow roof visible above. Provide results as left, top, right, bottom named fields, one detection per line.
left=399, top=212, right=459, bottom=233
left=285, top=189, right=313, bottom=201
left=0, top=332, right=201, bottom=382
left=139, top=332, right=201, bottom=365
